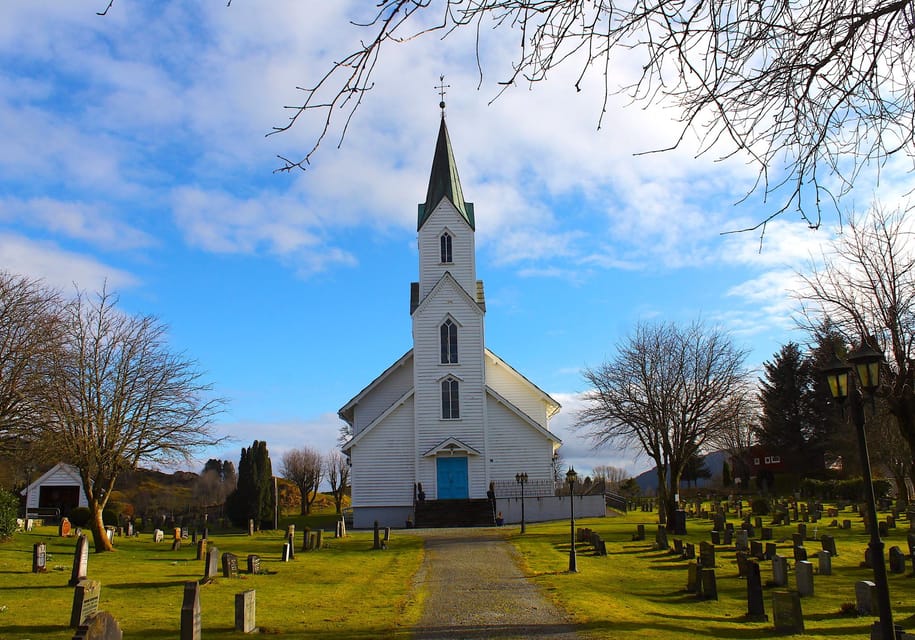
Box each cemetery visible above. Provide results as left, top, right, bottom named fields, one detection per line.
left=4, top=500, right=915, bottom=637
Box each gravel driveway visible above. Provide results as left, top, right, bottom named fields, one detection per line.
left=411, top=528, right=582, bottom=640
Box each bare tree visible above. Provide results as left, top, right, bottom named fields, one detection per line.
left=35, top=288, right=223, bottom=552
left=281, top=447, right=324, bottom=515
left=325, top=449, right=350, bottom=515
left=578, top=320, right=749, bottom=528
left=797, top=205, right=915, bottom=488
left=0, top=272, right=61, bottom=456
left=262, top=1, right=915, bottom=228
left=707, top=388, right=758, bottom=489
left=591, top=465, right=630, bottom=490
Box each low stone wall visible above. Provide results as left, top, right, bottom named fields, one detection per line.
left=496, top=495, right=605, bottom=524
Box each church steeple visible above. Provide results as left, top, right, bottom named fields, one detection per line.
left=418, top=114, right=475, bottom=231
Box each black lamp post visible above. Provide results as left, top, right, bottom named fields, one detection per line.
left=823, top=343, right=895, bottom=640
left=515, top=472, right=528, bottom=534
left=567, top=467, right=577, bottom=573
left=24, top=465, right=34, bottom=520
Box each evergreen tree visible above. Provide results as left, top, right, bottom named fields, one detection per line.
left=226, top=441, right=275, bottom=529
left=722, top=460, right=732, bottom=487
left=681, top=452, right=712, bottom=488
left=756, top=342, right=824, bottom=477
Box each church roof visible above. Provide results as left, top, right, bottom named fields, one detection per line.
left=418, top=115, right=475, bottom=231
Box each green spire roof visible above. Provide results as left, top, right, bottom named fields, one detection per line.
left=418, top=115, right=474, bottom=230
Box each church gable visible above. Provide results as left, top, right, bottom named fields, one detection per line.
left=418, top=198, right=477, bottom=302
left=338, top=350, right=414, bottom=434
left=484, top=349, right=560, bottom=428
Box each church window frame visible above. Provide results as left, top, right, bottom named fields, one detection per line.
left=441, top=377, right=460, bottom=419
left=440, top=230, right=453, bottom=264
left=440, top=318, right=458, bottom=364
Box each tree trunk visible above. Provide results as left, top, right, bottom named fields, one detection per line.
left=89, top=500, right=113, bottom=552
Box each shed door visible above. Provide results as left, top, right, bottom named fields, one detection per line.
left=436, top=457, right=469, bottom=499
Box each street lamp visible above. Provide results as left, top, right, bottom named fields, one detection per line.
left=515, top=472, right=528, bottom=534
left=24, top=465, right=34, bottom=520
left=567, top=467, right=577, bottom=573
left=823, top=343, right=895, bottom=640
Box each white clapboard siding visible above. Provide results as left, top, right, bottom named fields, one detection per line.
left=352, top=356, right=414, bottom=435
left=21, top=462, right=89, bottom=511
left=485, top=396, right=555, bottom=482
left=350, top=399, right=416, bottom=507
left=418, top=201, right=476, bottom=301
left=484, top=355, right=551, bottom=427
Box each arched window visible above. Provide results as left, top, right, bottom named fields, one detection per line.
left=440, top=319, right=458, bottom=364
left=441, top=377, right=460, bottom=419
left=440, top=232, right=453, bottom=263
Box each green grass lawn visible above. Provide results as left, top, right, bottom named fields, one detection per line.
left=508, top=507, right=915, bottom=639
left=3, top=505, right=915, bottom=639
left=0, top=518, right=423, bottom=639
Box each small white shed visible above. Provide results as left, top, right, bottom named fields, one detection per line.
left=20, top=462, right=88, bottom=519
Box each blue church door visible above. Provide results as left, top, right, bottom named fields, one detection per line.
left=436, top=457, right=469, bottom=499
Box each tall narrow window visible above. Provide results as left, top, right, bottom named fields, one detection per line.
left=440, top=232, right=453, bottom=263
left=440, top=319, right=458, bottom=364
left=441, top=378, right=460, bottom=419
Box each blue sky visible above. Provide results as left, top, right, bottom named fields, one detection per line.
left=2, top=2, right=902, bottom=479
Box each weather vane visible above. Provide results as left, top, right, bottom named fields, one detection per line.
left=435, top=75, right=450, bottom=113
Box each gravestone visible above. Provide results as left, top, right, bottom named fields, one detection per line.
left=856, top=580, right=877, bottom=615
left=32, top=542, right=47, bottom=573
left=745, top=523, right=756, bottom=538
left=792, top=533, right=804, bottom=549
left=723, top=528, right=733, bottom=546
left=736, top=550, right=751, bottom=577
left=700, top=568, right=718, bottom=600
left=761, top=527, right=773, bottom=540
left=235, top=589, right=256, bottom=633
left=887, top=515, right=896, bottom=529
left=673, top=509, right=687, bottom=535
left=713, top=513, right=726, bottom=532
left=772, top=555, right=788, bottom=587
left=735, top=530, right=749, bottom=551
left=69, top=535, right=89, bottom=587
left=282, top=542, right=292, bottom=562
left=816, top=550, right=832, bottom=576
left=699, top=541, right=716, bottom=568
left=765, top=542, right=777, bottom=560
left=171, top=539, right=182, bottom=551
left=821, top=534, right=838, bottom=557
left=203, top=546, right=219, bottom=582
left=797, top=523, right=807, bottom=540
left=684, top=542, right=696, bottom=560
left=793, top=546, right=808, bottom=563
left=686, top=562, right=700, bottom=593
left=635, top=524, right=646, bottom=541
left=316, top=530, right=324, bottom=549
left=247, top=554, right=261, bottom=575
left=772, top=591, right=804, bottom=634
left=72, top=611, right=123, bottom=640
left=656, top=525, right=669, bottom=551
left=181, top=581, right=201, bottom=640
left=59, top=517, right=72, bottom=537
left=70, top=579, right=101, bottom=628
left=879, top=521, right=889, bottom=538
left=222, top=552, right=239, bottom=578
left=673, top=538, right=684, bottom=556
left=842, top=519, right=852, bottom=530
left=196, top=539, right=207, bottom=561
left=153, top=529, right=164, bottom=543
left=745, top=561, right=767, bottom=621
left=750, top=540, right=764, bottom=560
left=286, top=531, right=295, bottom=560
left=711, top=530, right=721, bottom=545
left=889, top=546, right=906, bottom=574
left=754, top=516, right=763, bottom=530
left=796, top=560, right=814, bottom=597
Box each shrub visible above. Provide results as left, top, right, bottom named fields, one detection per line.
left=0, top=490, right=19, bottom=540
left=751, top=497, right=770, bottom=515
left=69, top=507, right=92, bottom=527
left=103, top=508, right=119, bottom=527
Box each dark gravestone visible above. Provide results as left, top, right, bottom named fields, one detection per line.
left=879, top=521, right=889, bottom=538
left=196, top=539, right=207, bottom=561
left=373, top=521, right=382, bottom=550
left=222, top=552, right=239, bottom=578
left=203, top=546, right=219, bottom=582
left=750, top=540, right=764, bottom=560
left=69, top=535, right=89, bottom=587
left=180, top=581, right=201, bottom=640
left=796, top=560, right=814, bottom=597
left=673, top=509, right=687, bottom=535
left=316, top=530, right=324, bottom=549
left=793, top=546, right=808, bottom=563
left=32, top=542, right=47, bottom=573
left=772, top=590, right=804, bottom=634
left=699, top=541, right=716, bottom=568
left=754, top=516, right=763, bottom=530
left=820, top=534, right=838, bottom=557
left=235, top=589, right=256, bottom=633
left=816, top=550, right=832, bottom=576
left=673, top=538, right=684, bottom=556
left=246, top=554, right=261, bottom=575
left=842, top=519, right=852, bottom=530
left=736, top=550, right=751, bottom=577
left=686, top=562, right=700, bottom=593
left=72, top=611, right=123, bottom=640
left=700, top=568, right=718, bottom=600
left=856, top=580, right=877, bottom=615
left=656, top=525, right=669, bottom=551
left=889, top=546, right=906, bottom=574
left=745, top=561, right=767, bottom=621
left=736, top=530, right=749, bottom=551
left=70, top=579, right=101, bottom=628
left=761, top=527, right=773, bottom=540
left=711, top=530, right=721, bottom=545
left=723, top=529, right=733, bottom=546
left=765, top=542, right=777, bottom=561
left=684, top=542, right=696, bottom=560
left=635, top=524, right=646, bottom=541
left=797, top=523, right=807, bottom=540
left=791, top=533, right=804, bottom=549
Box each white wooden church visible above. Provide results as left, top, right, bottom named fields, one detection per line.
left=339, top=110, right=564, bottom=529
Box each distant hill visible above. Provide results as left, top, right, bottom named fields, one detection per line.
left=633, top=450, right=727, bottom=495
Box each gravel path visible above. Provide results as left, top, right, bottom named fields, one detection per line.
left=411, top=528, right=583, bottom=640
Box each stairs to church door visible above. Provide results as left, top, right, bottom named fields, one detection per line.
left=414, top=499, right=494, bottom=528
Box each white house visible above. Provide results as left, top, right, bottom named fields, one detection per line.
left=20, top=462, right=88, bottom=519
left=340, top=110, right=568, bottom=528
